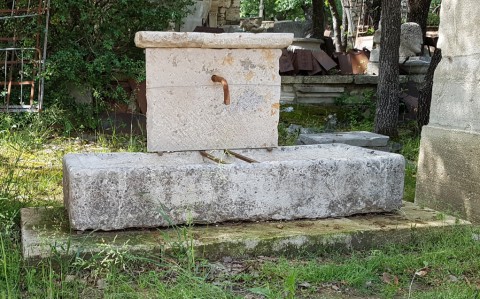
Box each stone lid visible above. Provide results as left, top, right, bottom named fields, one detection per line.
left=135, top=32, right=294, bottom=49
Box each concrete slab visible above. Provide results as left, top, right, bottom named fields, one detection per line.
left=63, top=144, right=404, bottom=231
left=298, top=131, right=389, bottom=147
left=21, top=202, right=470, bottom=261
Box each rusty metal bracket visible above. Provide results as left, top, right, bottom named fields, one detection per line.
left=225, top=150, right=258, bottom=163
left=199, top=151, right=230, bottom=164
left=211, top=75, right=230, bottom=105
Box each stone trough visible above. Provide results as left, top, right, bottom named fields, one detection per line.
left=64, top=144, right=405, bottom=231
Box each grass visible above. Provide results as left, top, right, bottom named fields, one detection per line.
left=0, top=105, right=475, bottom=298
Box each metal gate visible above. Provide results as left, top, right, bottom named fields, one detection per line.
left=0, top=0, right=50, bottom=112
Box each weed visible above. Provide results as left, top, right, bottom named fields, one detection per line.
left=0, top=109, right=469, bottom=298
left=335, top=89, right=376, bottom=130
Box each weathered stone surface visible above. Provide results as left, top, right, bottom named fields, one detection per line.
left=271, top=20, right=311, bottom=38
left=354, top=75, right=378, bottom=85
left=21, top=202, right=470, bottom=261
left=400, top=56, right=431, bottom=74
left=366, top=61, right=379, bottom=75
left=298, top=131, right=389, bottom=147
left=416, top=126, right=480, bottom=223
left=147, top=84, right=280, bottom=151
left=146, top=48, right=282, bottom=88
left=295, top=85, right=345, bottom=93
left=145, top=48, right=281, bottom=151
left=399, top=22, right=423, bottom=62
left=281, top=76, right=304, bottom=84
left=436, top=0, right=479, bottom=57
left=429, top=56, right=480, bottom=132
left=287, top=38, right=323, bottom=52
left=180, top=0, right=211, bottom=32
left=415, top=0, right=480, bottom=223
left=63, top=144, right=405, bottom=231
left=136, top=32, right=289, bottom=147
left=135, top=32, right=294, bottom=49
left=354, top=75, right=409, bottom=85
left=303, top=75, right=354, bottom=84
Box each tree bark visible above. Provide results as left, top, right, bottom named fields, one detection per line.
left=341, top=4, right=348, bottom=50
left=311, top=0, right=325, bottom=39
left=340, top=0, right=354, bottom=48
left=417, top=48, right=442, bottom=132
left=374, top=0, right=402, bottom=138
left=327, top=0, right=343, bottom=52
left=407, top=0, right=432, bottom=38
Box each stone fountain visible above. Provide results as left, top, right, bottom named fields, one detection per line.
left=22, top=32, right=443, bottom=261
left=62, top=32, right=405, bottom=231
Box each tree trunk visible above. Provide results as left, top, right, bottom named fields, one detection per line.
left=341, top=0, right=354, bottom=48
left=407, top=0, right=432, bottom=38
left=374, top=0, right=401, bottom=138
left=341, top=5, right=348, bottom=50
left=311, top=0, right=325, bottom=39
left=327, top=0, right=343, bottom=52
left=371, top=0, right=381, bottom=30
left=417, top=48, right=442, bottom=132
left=258, top=0, right=264, bottom=18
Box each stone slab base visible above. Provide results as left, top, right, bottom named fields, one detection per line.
left=416, top=126, right=480, bottom=223
left=63, top=144, right=404, bottom=231
left=21, top=202, right=470, bottom=261
left=298, top=131, right=389, bottom=147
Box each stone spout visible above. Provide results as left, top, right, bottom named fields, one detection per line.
left=211, top=75, right=230, bottom=105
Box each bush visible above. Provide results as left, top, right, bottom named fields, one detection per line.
left=44, top=0, right=193, bottom=114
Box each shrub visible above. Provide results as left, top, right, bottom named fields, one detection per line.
left=44, top=0, right=193, bottom=112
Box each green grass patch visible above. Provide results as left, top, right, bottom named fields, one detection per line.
left=0, top=106, right=462, bottom=298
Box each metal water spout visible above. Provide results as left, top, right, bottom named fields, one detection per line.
left=211, top=75, right=230, bottom=105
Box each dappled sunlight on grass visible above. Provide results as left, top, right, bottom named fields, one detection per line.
left=1, top=107, right=470, bottom=298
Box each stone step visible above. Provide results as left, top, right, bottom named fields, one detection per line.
left=21, top=202, right=470, bottom=261
left=295, top=85, right=345, bottom=93
left=296, top=97, right=336, bottom=105
left=63, top=144, right=404, bottom=231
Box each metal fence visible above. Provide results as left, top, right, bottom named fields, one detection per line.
left=0, top=0, right=50, bottom=112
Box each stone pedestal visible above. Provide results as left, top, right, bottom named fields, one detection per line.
left=135, top=32, right=293, bottom=152
left=415, top=0, right=480, bottom=222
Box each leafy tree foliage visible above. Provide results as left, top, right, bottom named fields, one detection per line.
left=241, top=0, right=312, bottom=20
left=44, top=0, right=193, bottom=106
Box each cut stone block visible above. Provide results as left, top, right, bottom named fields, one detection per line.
left=21, top=202, right=470, bottom=261
left=416, top=126, right=480, bottom=223
left=298, top=131, right=389, bottom=147
left=135, top=32, right=293, bottom=49
left=63, top=144, right=405, bottom=231
left=135, top=32, right=294, bottom=152
left=147, top=84, right=280, bottom=152
left=295, top=85, right=345, bottom=93
left=415, top=0, right=480, bottom=223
